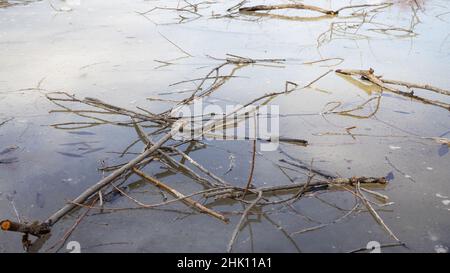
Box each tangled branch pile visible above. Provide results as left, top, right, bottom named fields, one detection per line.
left=0, top=54, right=411, bottom=252
left=3, top=1, right=449, bottom=253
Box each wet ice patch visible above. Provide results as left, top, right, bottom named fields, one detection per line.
left=438, top=144, right=448, bottom=156
left=386, top=171, right=394, bottom=181
left=442, top=200, right=450, bottom=206
left=36, top=192, right=45, bottom=208
left=67, top=131, right=95, bottom=136
left=389, top=145, right=401, bottom=150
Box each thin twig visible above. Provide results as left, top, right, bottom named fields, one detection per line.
left=227, top=191, right=263, bottom=252
left=355, top=182, right=400, bottom=242
left=242, top=139, right=257, bottom=198
left=133, top=168, right=228, bottom=223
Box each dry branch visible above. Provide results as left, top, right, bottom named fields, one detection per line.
left=239, top=4, right=337, bottom=15
left=0, top=220, right=50, bottom=237
left=44, top=122, right=184, bottom=227
left=380, top=78, right=450, bottom=96
left=355, top=182, right=400, bottom=242
left=243, top=139, right=257, bottom=198
left=170, top=146, right=231, bottom=186
left=239, top=3, right=392, bottom=16
left=0, top=51, right=400, bottom=253
left=131, top=119, right=219, bottom=188
left=205, top=176, right=387, bottom=200
left=132, top=168, right=228, bottom=223
left=227, top=191, right=263, bottom=252
left=336, top=68, right=450, bottom=111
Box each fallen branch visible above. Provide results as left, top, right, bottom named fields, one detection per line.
left=239, top=3, right=392, bottom=16
left=205, top=176, right=387, bottom=200
left=242, top=139, right=257, bottom=198
left=170, top=146, right=231, bottom=186
left=355, top=182, right=400, bottom=242
left=380, top=78, right=450, bottom=96
left=336, top=68, right=450, bottom=111
left=44, top=122, right=184, bottom=227
left=240, top=4, right=337, bottom=15
left=323, top=95, right=382, bottom=119
left=0, top=53, right=400, bottom=253
left=132, top=168, right=228, bottom=223
left=0, top=220, right=50, bottom=238
left=227, top=191, right=263, bottom=252
left=46, top=196, right=98, bottom=252
left=132, top=119, right=219, bottom=188
left=291, top=202, right=359, bottom=236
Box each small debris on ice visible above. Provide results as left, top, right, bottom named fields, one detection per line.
left=434, top=245, right=448, bottom=253
left=436, top=193, right=448, bottom=199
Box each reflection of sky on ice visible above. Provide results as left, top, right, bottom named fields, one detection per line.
left=0, top=0, right=449, bottom=252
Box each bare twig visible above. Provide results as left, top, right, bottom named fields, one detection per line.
left=242, top=139, right=257, bottom=198
left=227, top=191, right=263, bottom=252
left=239, top=3, right=392, bottom=16
left=159, top=31, right=193, bottom=57
left=44, top=121, right=184, bottom=227
left=355, top=182, right=400, bottom=242
left=46, top=196, right=98, bottom=252
left=0, top=117, right=13, bottom=127
left=132, top=168, right=228, bottom=223
left=336, top=69, right=450, bottom=111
